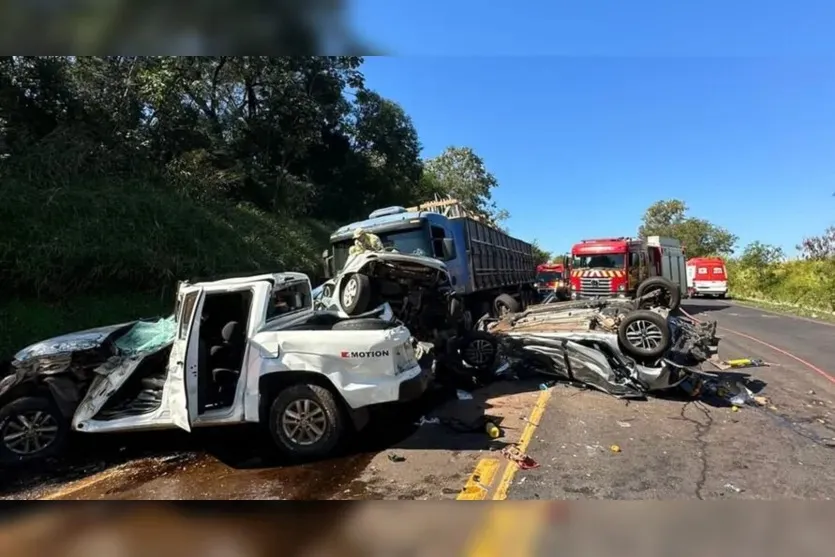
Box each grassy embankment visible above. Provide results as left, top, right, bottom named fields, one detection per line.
left=0, top=176, right=333, bottom=358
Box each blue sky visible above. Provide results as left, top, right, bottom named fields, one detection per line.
left=347, top=1, right=835, bottom=256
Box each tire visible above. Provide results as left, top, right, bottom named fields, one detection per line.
left=459, top=331, right=499, bottom=373
left=717, top=293, right=726, bottom=299
left=617, top=310, right=672, bottom=360
left=493, top=293, right=521, bottom=316
left=636, top=277, right=682, bottom=312
left=340, top=273, right=372, bottom=316
left=268, top=384, right=345, bottom=461
left=332, top=318, right=394, bottom=331
left=0, top=396, right=69, bottom=467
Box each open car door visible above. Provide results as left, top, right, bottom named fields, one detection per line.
left=166, top=284, right=204, bottom=432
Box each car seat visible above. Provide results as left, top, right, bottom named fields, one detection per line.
left=209, top=321, right=243, bottom=402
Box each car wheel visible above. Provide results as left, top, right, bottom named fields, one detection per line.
left=0, top=396, right=69, bottom=467
left=617, top=310, right=672, bottom=360
left=459, top=331, right=499, bottom=373
left=268, top=384, right=345, bottom=461
left=493, top=293, right=521, bottom=317
left=636, top=277, right=682, bottom=311
left=340, top=273, right=372, bottom=315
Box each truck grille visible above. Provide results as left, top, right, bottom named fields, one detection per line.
left=579, top=277, right=612, bottom=297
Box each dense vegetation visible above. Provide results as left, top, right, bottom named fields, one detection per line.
left=639, top=200, right=835, bottom=315
left=0, top=56, right=521, bottom=356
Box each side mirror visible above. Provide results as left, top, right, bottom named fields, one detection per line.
left=442, top=238, right=456, bottom=261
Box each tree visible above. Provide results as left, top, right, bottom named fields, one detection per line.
left=798, top=225, right=835, bottom=260
left=638, top=199, right=737, bottom=258
left=531, top=240, right=552, bottom=266
left=739, top=241, right=784, bottom=268
left=422, top=146, right=509, bottom=225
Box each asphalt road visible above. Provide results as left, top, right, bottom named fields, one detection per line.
left=510, top=298, right=835, bottom=502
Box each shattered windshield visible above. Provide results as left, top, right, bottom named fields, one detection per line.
left=572, top=254, right=625, bottom=269
left=332, top=227, right=432, bottom=270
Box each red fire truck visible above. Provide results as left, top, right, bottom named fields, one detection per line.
left=535, top=262, right=570, bottom=301
left=569, top=236, right=687, bottom=300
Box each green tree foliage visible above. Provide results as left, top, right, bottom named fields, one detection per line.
left=531, top=241, right=552, bottom=266
left=422, top=146, right=509, bottom=225
left=638, top=199, right=737, bottom=258
left=0, top=56, right=433, bottom=354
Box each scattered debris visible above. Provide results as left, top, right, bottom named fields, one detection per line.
left=387, top=453, right=407, bottom=463
left=456, top=389, right=473, bottom=401
left=501, top=445, right=539, bottom=470
left=724, top=483, right=744, bottom=493
left=485, top=421, right=501, bottom=439
left=723, top=358, right=765, bottom=369
left=610, top=445, right=622, bottom=453
left=616, top=421, right=632, bottom=428
left=732, top=406, right=740, bottom=412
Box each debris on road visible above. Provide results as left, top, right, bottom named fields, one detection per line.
left=485, top=421, right=501, bottom=439
left=610, top=445, right=622, bottom=453
left=501, top=445, right=539, bottom=470
left=415, top=416, right=441, bottom=426
left=387, top=453, right=407, bottom=463
left=724, top=483, right=744, bottom=493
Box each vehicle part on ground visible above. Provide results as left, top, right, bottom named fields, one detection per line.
left=268, top=383, right=345, bottom=460
left=484, top=298, right=719, bottom=398
left=494, top=293, right=521, bottom=316
left=617, top=310, right=672, bottom=360
left=636, top=277, right=682, bottom=312
left=0, top=396, right=69, bottom=466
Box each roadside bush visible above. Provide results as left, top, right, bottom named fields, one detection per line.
left=728, top=258, right=835, bottom=314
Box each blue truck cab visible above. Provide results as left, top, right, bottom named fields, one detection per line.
left=324, top=202, right=538, bottom=318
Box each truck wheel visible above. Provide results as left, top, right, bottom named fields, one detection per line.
left=617, top=310, right=671, bottom=361
left=493, top=294, right=520, bottom=316
left=459, top=331, right=499, bottom=374
left=0, top=396, right=69, bottom=467
left=636, top=277, right=681, bottom=312
left=268, top=384, right=345, bottom=461
left=340, top=273, right=372, bottom=315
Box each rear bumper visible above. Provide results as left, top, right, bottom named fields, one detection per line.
left=691, top=285, right=727, bottom=295
left=398, top=364, right=432, bottom=401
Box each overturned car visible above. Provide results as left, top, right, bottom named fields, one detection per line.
left=0, top=273, right=429, bottom=467
left=485, top=293, right=719, bottom=398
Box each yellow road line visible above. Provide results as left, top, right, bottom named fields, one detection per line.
left=463, top=502, right=549, bottom=557
left=457, top=458, right=501, bottom=500
left=492, top=387, right=552, bottom=500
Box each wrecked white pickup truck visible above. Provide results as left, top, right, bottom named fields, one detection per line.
left=486, top=295, right=720, bottom=398
left=0, top=273, right=427, bottom=466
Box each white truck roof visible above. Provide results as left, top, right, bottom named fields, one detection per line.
left=646, top=236, right=682, bottom=249
left=189, top=272, right=309, bottom=289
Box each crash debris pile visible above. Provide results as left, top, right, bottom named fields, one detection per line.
left=482, top=299, right=721, bottom=399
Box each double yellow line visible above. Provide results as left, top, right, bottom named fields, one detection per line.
left=457, top=388, right=554, bottom=557
left=457, top=387, right=552, bottom=501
